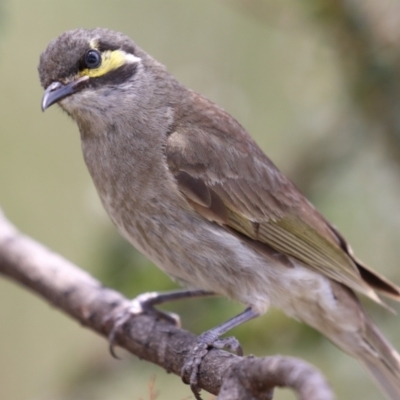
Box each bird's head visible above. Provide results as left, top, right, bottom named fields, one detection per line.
left=38, top=28, right=168, bottom=122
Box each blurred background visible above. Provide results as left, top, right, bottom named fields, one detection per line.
left=1, top=0, right=400, bottom=399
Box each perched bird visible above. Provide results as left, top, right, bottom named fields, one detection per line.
left=39, top=28, right=400, bottom=399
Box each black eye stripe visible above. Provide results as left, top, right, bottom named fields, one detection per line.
left=88, top=62, right=138, bottom=87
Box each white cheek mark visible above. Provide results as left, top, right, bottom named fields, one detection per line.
left=125, top=53, right=142, bottom=63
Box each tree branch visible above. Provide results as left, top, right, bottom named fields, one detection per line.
left=0, top=208, right=334, bottom=400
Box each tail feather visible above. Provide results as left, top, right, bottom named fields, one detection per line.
left=357, top=317, right=400, bottom=400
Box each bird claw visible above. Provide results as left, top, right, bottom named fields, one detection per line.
left=131, top=292, right=182, bottom=327
left=181, top=332, right=243, bottom=399
left=108, top=306, right=131, bottom=359
left=107, top=292, right=182, bottom=358
left=212, top=336, right=243, bottom=355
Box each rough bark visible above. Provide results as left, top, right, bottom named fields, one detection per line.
left=0, top=209, right=334, bottom=400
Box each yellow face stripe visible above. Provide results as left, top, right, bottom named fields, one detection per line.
left=79, top=50, right=129, bottom=78
left=78, top=40, right=141, bottom=79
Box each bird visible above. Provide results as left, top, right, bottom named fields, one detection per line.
left=38, top=28, right=400, bottom=399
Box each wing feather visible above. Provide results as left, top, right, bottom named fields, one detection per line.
left=165, top=94, right=400, bottom=303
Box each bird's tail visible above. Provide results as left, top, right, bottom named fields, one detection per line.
left=354, top=316, right=400, bottom=400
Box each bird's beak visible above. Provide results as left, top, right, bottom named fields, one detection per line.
left=41, top=76, right=89, bottom=111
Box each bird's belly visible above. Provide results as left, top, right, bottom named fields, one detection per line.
left=105, top=202, right=357, bottom=330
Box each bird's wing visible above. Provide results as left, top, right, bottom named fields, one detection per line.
left=165, top=102, right=400, bottom=303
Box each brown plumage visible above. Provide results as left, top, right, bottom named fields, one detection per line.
left=39, top=28, right=400, bottom=399
left=166, top=90, right=400, bottom=303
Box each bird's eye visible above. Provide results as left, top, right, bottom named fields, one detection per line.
left=84, top=50, right=102, bottom=69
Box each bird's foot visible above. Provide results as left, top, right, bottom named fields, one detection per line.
left=130, top=292, right=181, bottom=326
left=106, top=290, right=216, bottom=358
left=181, top=331, right=242, bottom=400
left=108, top=292, right=181, bottom=357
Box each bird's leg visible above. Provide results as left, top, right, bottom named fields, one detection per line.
left=108, top=289, right=215, bottom=356
left=182, top=307, right=259, bottom=400
left=128, top=289, right=216, bottom=326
